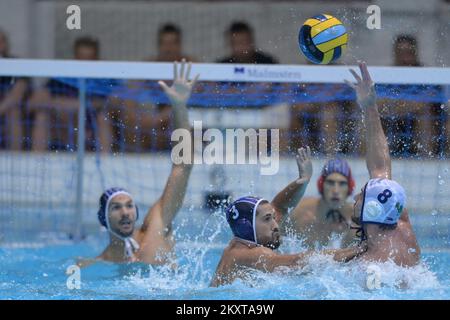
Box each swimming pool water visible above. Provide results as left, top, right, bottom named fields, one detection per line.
left=0, top=211, right=449, bottom=300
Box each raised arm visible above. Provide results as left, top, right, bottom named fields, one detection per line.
left=271, top=147, right=312, bottom=220
left=141, top=59, right=199, bottom=233
left=346, top=62, right=391, bottom=179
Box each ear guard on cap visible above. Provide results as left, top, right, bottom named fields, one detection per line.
left=363, top=200, right=383, bottom=220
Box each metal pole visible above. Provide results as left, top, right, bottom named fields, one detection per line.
left=74, top=78, right=86, bottom=241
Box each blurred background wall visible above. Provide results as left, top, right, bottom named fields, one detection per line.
left=0, top=0, right=449, bottom=66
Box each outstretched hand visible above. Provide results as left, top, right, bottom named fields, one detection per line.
left=345, top=61, right=376, bottom=109
left=158, top=58, right=199, bottom=107
left=295, top=146, right=312, bottom=184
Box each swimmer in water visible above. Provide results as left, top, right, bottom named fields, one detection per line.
left=210, top=147, right=367, bottom=287
left=284, top=158, right=357, bottom=249
left=346, top=61, right=420, bottom=267
left=77, top=59, right=199, bottom=267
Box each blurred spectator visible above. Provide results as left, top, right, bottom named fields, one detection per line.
left=149, top=23, right=196, bottom=62
left=0, top=29, right=28, bottom=150
left=28, top=36, right=112, bottom=152
left=378, top=34, right=437, bottom=156
left=217, top=21, right=277, bottom=64
left=215, top=22, right=288, bottom=153
left=108, top=23, right=197, bottom=152
left=394, top=35, right=421, bottom=67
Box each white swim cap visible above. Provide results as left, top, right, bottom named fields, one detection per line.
left=360, top=178, right=406, bottom=225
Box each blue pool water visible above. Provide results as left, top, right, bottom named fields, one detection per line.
left=0, top=211, right=449, bottom=300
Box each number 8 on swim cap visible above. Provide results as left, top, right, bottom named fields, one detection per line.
left=361, top=178, right=406, bottom=225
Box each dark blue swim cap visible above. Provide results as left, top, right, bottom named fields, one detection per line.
left=226, top=196, right=268, bottom=243
left=97, top=187, right=139, bottom=228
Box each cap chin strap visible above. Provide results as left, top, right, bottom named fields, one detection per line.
left=233, top=236, right=261, bottom=247
left=356, top=183, right=371, bottom=243
left=326, top=209, right=346, bottom=224
left=105, top=191, right=140, bottom=259
left=350, top=224, right=367, bottom=243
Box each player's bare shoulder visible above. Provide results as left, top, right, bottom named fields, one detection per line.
left=397, top=209, right=420, bottom=250
left=290, top=197, right=320, bottom=224
left=341, top=201, right=355, bottom=222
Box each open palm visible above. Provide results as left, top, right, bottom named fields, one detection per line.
left=296, top=146, right=312, bottom=184
left=158, top=59, right=199, bottom=106
left=345, top=61, right=376, bottom=109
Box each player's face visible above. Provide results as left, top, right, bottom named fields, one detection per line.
left=108, top=194, right=137, bottom=237
left=255, top=203, right=281, bottom=250
left=75, top=45, right=98, bottom=60
left=322, top=173, right=349, bottom=209
left=229, top=31, right=254, bottom=60
left=158, top=32, right=182, bottom=61
left=395, top=42, right=417, bottom=66
left=352, top=190, right=364, bottom=225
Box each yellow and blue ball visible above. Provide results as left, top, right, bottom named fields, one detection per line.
left=299, top=14, right=348, bottom=64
